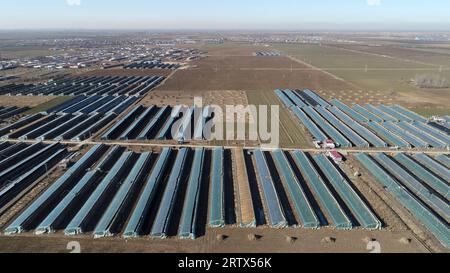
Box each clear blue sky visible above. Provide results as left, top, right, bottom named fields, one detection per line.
left=1, top=0, right=449, bottom=30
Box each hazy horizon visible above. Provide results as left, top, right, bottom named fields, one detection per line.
left=1, top=0, right=449, bottom=31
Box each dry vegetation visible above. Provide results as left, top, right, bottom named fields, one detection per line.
left=0, top=95, right=58, bottom=108
left=0, top=68, right=69, bottom=85
left=273, top=42, right=450, bottom=114
left=139, top=90, right=203, bottom=106
left=23, top=96, right=74, bottom=115
left=81, top=68, right=173, bottom=77
left=414, top=73, right=449, bottom=89
left=328, top=44, right=450, bottom=67
left=246, top=90, right=312, bottom=148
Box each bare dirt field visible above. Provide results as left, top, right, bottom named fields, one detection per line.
left=0, top=228, right=430, bottom=253
left=139, top=90, right=207, bottom=107
left=194, top=43, right=270, bottom=56
left=81, top=68, right=173, bottom=77
left=155, top=43, right=356, bottom=92
left=203, top=90, right=249, bottom=107
left=191, top=56, right=309, bottom=70
left=156, top=69, right=354, bottom=92
left=203, top=90, right=252, bottom=126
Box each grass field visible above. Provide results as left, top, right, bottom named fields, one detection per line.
left=23, top=96, right=73, bottom=115
left=0, top=68, right=68, bottom=84
left=0, top=47, right=57, bottom=58
left=329, top=44, right=450, bottom=67
left=273, top=43, right=450, bottom=114
left=0, top=95, right=58, bottom=108
left=410, top=106, right=450, bottom=117
left=273, top=43, right=450, bottom=91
